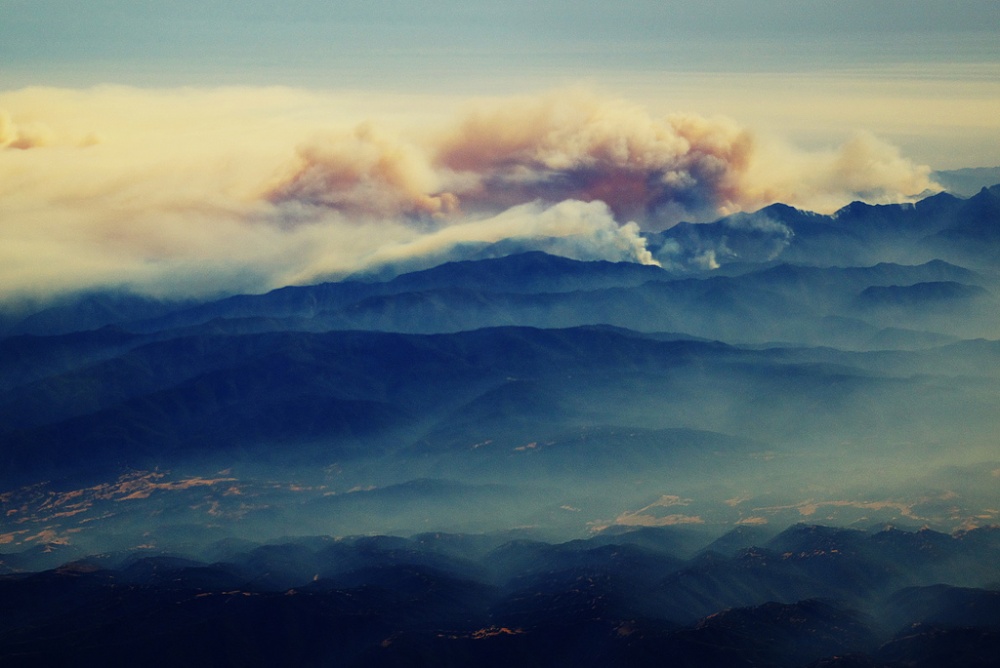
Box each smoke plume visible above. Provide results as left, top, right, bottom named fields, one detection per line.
left=0, top=109, right=54, bottom=150
left=430, top=91, right=754, bottom=225
left=269, top=123, right=458, bottom=219
left=0, top=86, right=940, bottom=301
left=270, top=90, right=938, bottom=229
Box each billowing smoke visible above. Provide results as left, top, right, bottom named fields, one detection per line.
left=0, top=109, right=54, bottom=149
left=270, top=91, right=938, bottom=229
left=269, top=123, right=458, bottom=219
left=738, top=131, right=939, bottom=214
left=0, top=86, right=940, bottom=301
left=278, top=199, right=658, bottom=285
left=432, top=91, right=754, bottom=225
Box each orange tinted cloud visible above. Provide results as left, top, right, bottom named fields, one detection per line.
left=0, top=109, right=54, bottom=149
left=269, top=123, right=459, bottom=219
left=434, top=91, right=755, bottom=225
left=0, top=86, right=940, bottom=300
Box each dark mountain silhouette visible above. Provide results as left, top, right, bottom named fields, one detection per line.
left=853, top=281, right=988, bottom=308
left=2, top=186, right=1000, bottom=666
left=932, top=167, right=1000, bottom=197
left=650, top=185, right=1000, bottom=272
left=5, top=323, right=1000, bottom=489
left=1, top=292, right=197, bottom=337
left=2, top=186, right=998, bottom=342
left=46, top=252, right=669, bottom=337
left=2, top=525, right=999, bottom=667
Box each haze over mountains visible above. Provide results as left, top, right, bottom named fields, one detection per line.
left=2, top=185, right=1000, bottom=666
left=4, top=0, right=1000, bottom=662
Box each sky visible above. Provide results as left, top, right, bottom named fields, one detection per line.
left=1, top=1, right=999, bottom=301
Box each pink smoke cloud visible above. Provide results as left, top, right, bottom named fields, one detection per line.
left=0, top=86, right=942, bottom=300
left=268, top=123, right=459, bottom=219
left=270, top=91, right=935, bottom=229
left=432, top=92, right=755, bottom=225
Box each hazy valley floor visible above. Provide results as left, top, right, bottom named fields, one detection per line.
left=3, top=187, right=1000, bottom=666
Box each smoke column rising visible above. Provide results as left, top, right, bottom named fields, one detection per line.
left=0, top=86, right=938, bottom=301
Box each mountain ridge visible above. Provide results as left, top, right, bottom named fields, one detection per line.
left=2, top=183, right=1000, bottom=665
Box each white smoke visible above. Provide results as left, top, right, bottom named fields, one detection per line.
left=0, top=86, right=940, bottom=301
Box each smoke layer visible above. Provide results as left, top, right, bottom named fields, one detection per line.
left=269, top=91, right=936, bottom=227
left=269, top=123, right=458, bottom=219
left=432, top=92, right=754, bottom=224
left=0, top=109, right=54, bottom=149
left=0, top=86, right=939, bottom=301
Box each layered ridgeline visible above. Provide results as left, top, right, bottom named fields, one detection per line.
left=1, top=187, right=999, bottom=665
left=1, top=524, right=999, bottom=668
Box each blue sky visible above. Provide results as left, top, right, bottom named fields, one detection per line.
left=3, top=1, right=998, bottom=164
left=3, top=1, right=998, bottom=86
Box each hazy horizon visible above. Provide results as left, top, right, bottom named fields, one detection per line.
left=3, top=2, right=999, bottom=302
left=3, top=8, right=1000, bottom=662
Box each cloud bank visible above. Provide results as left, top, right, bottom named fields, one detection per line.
left=0, top=86, right=938, bottom=301
left=0, top=109, right=55, bottom=150
left=432, top=92, right=754, bottom=224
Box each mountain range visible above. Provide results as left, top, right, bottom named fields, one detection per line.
left=2, top=186, right=1000, bottom=666
left=2, top=524, right=999, bottom=667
